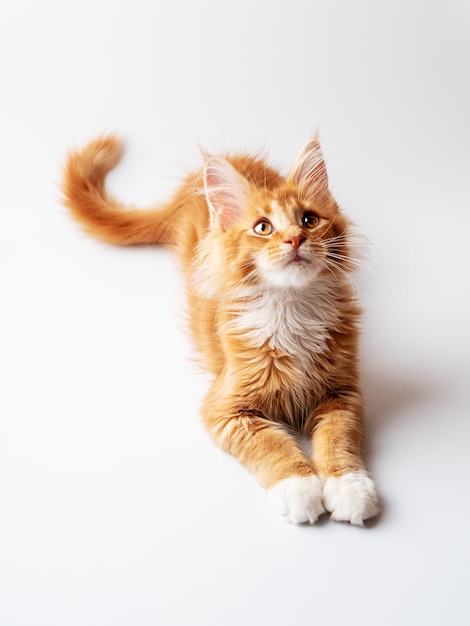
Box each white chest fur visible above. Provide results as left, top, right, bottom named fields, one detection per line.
left=232, top=284, right=342, bottom=369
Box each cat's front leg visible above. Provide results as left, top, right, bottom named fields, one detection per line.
left=306, top=402, right=379, bottom=526
left=202, top=396, right=325, bottom=524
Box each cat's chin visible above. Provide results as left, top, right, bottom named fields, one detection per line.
left=263, top=263, right=320, bottom=291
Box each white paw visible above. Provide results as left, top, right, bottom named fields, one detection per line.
left=268, top=475, right=325, bottom=524
left=322, top=471, right=379, bottom=526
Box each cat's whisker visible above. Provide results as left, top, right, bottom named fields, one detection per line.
left=326, top=252, right=362, bottom=267
left=317, top=218, right=341, bottom=243
left=318, top=258, right=339, bottom=283
left=322, top=258, right=360, bottom=301
left=326, top=248, right=395, bottom=287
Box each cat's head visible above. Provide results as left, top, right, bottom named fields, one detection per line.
left=196, top=137, right=356, bottom=296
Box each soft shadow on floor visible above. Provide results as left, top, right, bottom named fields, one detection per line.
left=361, top=362, right=446, bottom=460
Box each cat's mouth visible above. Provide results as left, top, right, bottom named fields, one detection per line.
left=264, top=251, right=319, bottom=289
left=284, top=252, right=310, bottom=267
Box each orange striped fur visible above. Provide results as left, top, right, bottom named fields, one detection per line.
left=62, top=135, right=379, bottom=525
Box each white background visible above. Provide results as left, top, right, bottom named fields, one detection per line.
left=1, top=1, right=470, bottom=624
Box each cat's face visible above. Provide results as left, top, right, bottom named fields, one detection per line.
left=200, top=138, right=353, bottom=294
left=228, top=188, right=349, bottom=290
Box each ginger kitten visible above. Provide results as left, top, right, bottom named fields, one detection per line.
left=62, top=134, right=379, bottom=525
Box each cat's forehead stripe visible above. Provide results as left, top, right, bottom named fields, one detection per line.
left=263, top=200, right=288, bottom=231
left=265, top=199, right=301, bottom=229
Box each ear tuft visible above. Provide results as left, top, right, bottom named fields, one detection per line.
left=204, top=157, right=250, bottom=231
left=288, top=137, right=329, bottom=202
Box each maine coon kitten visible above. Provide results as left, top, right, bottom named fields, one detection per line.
left=62, top=134, right=379, bottom=525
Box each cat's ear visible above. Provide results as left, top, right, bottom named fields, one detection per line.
left=204, top=157, right=251, bottom=231
left=288, top=136, right=329, bottom=202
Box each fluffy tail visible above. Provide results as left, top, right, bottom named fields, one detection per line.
left=62, top=135, right=180, bottom=246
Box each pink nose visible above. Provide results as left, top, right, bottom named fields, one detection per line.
left=284, top=235, right=306, bottom=250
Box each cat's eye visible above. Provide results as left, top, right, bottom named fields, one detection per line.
left=302, top=211, right=320, bottom=229
left=253, top=219, right=274, bottom=236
